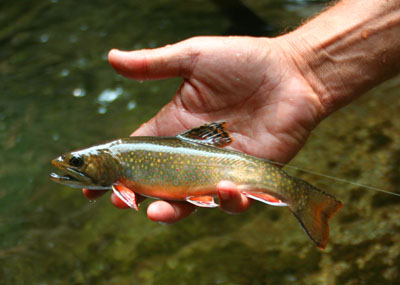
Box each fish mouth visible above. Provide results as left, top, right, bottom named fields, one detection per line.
left=50, top=157, right=92, bottom=188
left=50, top=169, right=92, bottom=189
left=50, top=172, right=77, bottom=182
left=50, top=157, right=111, bottom=190
left=50, top=168, right=88, bottom=184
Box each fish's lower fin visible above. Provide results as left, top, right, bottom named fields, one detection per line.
left=186, top=196, right=219, bottom=208
left=112, top=184, right=139, bottom=211
left=243, top=192, right=287, bottom=207
left=289, top=180, right=343, bottom=249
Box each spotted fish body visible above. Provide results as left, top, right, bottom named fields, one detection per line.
left=51, top=122, right=342, bottom=249
left=116, top=137, right=290, bottom=201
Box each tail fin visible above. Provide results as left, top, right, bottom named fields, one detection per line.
left=289, top=180, right=343, bottom=249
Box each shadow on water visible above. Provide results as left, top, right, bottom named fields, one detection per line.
left=1, top=0, right=400, bottom=284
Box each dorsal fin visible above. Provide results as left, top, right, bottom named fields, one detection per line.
left=177, top=122, right=233, bottom=147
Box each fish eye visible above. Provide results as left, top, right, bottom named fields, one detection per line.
left=69, top=156, right=84, bottom=167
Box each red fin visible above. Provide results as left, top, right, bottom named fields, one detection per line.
left=112, top=184, right=139, bottom=211
left=186, top=196, right=219, bottom=208
left=177, top=122, right=232, bottom=147
left=289, top=180, right=343, bottom=249
left=243, top=192, right=287, bottom=207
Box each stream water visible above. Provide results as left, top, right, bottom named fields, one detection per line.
left=1, top=0, right=399, bottom=284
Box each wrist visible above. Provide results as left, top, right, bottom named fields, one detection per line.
left=278, top=0, right=400, bottom=118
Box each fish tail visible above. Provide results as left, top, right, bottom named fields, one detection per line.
left=289, top=180, right=343, bottom=249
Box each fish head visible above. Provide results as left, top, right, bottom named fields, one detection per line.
left=50, top=147, right=122, bottom=190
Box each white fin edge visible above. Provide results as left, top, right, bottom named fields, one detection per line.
left=244, top=193, right=288, bottom=207
left=186, top=196, right=219, bottom=208
left=112, top=185, right=136, bottom=209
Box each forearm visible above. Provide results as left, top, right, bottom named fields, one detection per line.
left=281, top=0, right=400, bottom=116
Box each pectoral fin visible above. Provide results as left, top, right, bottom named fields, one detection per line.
left=112, top=184, right=139, bottom=211
left=177, top=122, right=232, bottom=147
left=186, top=196, right=219, bottom=208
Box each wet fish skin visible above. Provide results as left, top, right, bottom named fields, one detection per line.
left=50, top=122, right=343, bottom=249
left=51, top=145, right=122, bottom=190
left=113, top=137, right=300, bottom=204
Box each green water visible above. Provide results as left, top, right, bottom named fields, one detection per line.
left=1, top=0, right=399, bottom=284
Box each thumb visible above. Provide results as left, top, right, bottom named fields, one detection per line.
left=108, top=43, right=195, bottom=81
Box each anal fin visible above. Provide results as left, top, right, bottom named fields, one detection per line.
left=243, top=192, right=287, bottom=207
left=186, top=196, right=219, bottom=208
left=112, top=184, right=139, bottom=211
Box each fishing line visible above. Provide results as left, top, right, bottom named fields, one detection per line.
left=267, top=159, right=400, bottom=197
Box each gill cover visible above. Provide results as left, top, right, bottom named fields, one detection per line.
left=50, top=147, right=122, bottom=189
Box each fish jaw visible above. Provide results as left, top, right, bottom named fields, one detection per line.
left=50, top=156, right=110, bottom=190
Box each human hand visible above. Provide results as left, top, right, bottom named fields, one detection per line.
left=84, top=36, right=324, bottom=222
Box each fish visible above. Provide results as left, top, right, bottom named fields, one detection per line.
left=50, top=122, right=343, bottom=249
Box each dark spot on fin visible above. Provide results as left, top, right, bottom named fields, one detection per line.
left=186, top=196, right=219, bottom=208
left=289, top=180, right=343, bottom=249
left=177, top=122, right=233, bottom=147
left=112, top=184, right=139, bottom=211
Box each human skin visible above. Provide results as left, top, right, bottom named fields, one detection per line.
left=83, top=0, right=400, bottom=223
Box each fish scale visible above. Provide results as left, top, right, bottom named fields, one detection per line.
left=114, top=138, right=285, bottom=199
left=50, top=122, right=342, bottom=249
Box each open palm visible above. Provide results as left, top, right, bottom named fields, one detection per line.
left=114, top=36, right=323, bottom=163
left=85, top=36, right=324, bottom=222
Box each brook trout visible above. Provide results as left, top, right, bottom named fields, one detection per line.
left=50, top=122, right=342, bottom=249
